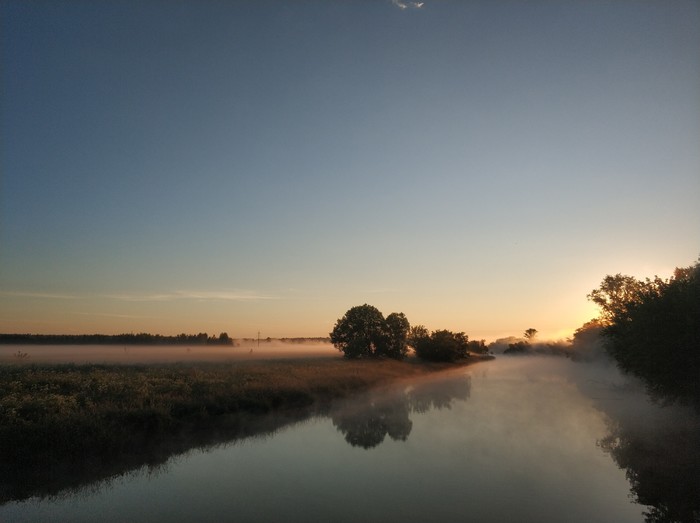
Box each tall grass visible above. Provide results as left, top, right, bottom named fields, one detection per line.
left=0, top=359, right=472, bottom=456
left=0, top=357, right=488, bottom=501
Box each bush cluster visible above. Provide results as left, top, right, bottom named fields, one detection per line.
left=409, top=327, right=469, bottom=362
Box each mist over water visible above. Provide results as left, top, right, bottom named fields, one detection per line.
left=4, top=354, right=695, bottom=522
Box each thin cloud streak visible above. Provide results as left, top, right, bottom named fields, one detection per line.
left=106, top=291, right=280, bottom=302
left=0, top=291, right=79, bottom=300
left=1, top=290, right=279, bottom=302
left=70, top=312, right=164, bottom=320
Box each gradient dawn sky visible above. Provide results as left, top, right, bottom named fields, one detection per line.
left=1, top=0, right=699, bottom=341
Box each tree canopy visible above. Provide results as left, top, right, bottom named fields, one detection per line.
left=523, top=328, right=538, bottom=341
left=329, top=304, right=410, bottom=359
left=588, top=259, right=700, bottom=403
left=409, top=326, right=469, bottom=362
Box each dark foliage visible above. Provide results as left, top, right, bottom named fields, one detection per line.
left=504, top=341, right=529, bottom=354
left=410, top=327, right=469, bottom=362
left=467, top=339, right=488, bottom=354
left=598, top=410, right=700, bottom=523
left=329, top=305, right=410, bottom=359
left=589, top=260, right=700, bottom=404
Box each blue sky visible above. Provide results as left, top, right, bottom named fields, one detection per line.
left=2, top=0, right=699, bottom=340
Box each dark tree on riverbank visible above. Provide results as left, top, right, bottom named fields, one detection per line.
left=330, top=304, right=410, bottom=359
left=409, top=327, right=469, bottom=362
left=588, top=259, right=700, bottom=404
left=384, top=312, right=410, bottom=360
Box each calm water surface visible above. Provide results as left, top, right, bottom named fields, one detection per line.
left=4, top=356, right=696, bottom=522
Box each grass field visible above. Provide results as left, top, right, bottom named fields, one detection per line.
left=1, top=356, right=488, bottom=460
left=0, top=355, right=492, bottom=501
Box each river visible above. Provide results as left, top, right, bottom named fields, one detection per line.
left=2, top=356, right=698, bottom=522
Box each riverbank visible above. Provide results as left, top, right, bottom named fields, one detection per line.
left=0, top=356, right=492, bottom=464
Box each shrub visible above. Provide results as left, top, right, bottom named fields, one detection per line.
left=410, top=328, right=469, bottom=362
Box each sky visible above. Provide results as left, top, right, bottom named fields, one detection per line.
left=1, top=0, right=699, bottom=342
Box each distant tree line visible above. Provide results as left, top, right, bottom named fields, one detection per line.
left=498, top=328, right=571, bottom=357
left=0, top=332, right=234, bottom=346
left=588, top=258, right=700, bottom=404
left=278, top=337, right=331, bottom=343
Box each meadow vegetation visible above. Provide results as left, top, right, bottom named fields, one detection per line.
left=0, top=357, right=485, bottom=469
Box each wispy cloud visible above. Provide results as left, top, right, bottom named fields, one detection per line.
left=391, top=0, right=425, bottom=9
left=70, top=312, right=163, bottom=319
left=2, top=289, right=280, bottom=303
left=106, top=290, right=279, bottom=302
left=0, top=291, right=79, bottom=300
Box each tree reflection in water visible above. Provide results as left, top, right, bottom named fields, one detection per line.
left=598, top=408, right=700, bottom=523
left=0, top=373, right=472, bottom=502
left=331, top=374, right=471, bottom=449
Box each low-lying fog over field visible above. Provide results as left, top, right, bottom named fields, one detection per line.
left=0, top=340, right=338, bottom=364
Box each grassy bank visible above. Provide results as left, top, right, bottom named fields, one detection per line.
left=0, top=357, right=489, bottom=466
left=0, top=356, right=490, bottom=501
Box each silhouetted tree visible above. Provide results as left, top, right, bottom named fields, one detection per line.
left=330, top=304, right=410, bottom=359
left=217, top=332, right=232, bottom=345
left=587, top=274, right=647, bottom=324
left=569, top=319, right=605, bottom=361
left=410, top=329, right=469, bottom=362
left=467, top=339, right=488, bottom=354
left=504, top=341, right=529, bottom=354
left=589, top=259, right=700, bottom=403
left=524, top=328, right=538, bottom=341
left=384, top=312, right=410, bottom=359
left=408, top=325, right=429, bottom=349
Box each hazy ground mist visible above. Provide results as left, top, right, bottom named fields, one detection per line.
left=0, top=341, right=339, bottom=364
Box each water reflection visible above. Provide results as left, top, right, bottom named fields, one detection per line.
left=331, top=390, right=413, bottom=449
left=0, top=373, right=471, bottom=503
left=4, top=358, right=699, bottom=523
left=409, top=372, right=471, bottom=412
left=0, top=409, right=313, bottom=504
left=597, top=403, right=700, bottom=522
left=0, top=358, right=651, bottom=523
left=331, top=374, right=471, bottom=449
left=564, top=358, right=700, bottom=523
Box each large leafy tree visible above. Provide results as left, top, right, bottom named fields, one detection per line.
left=384, top=312, right=410, bottom=360
left=330, top=304, right=410, bottom=359
left=588, top=260, right=700, bottom=403
left=587, top=274, right=647, bottom=325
